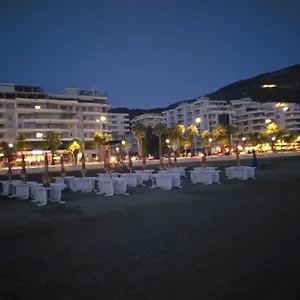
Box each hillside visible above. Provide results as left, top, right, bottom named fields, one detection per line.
left=110, top=64, right=300, bottom=119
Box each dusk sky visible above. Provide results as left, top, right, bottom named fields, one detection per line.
left=1, top=0, right=300, bottom=108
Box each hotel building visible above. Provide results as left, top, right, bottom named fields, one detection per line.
left=0, top=82, right=129, bottom=145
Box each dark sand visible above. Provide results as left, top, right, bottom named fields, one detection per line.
left=1, top=157, right=300, bottom=299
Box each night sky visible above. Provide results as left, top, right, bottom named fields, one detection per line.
left=1, top=0, right=300, bottom=108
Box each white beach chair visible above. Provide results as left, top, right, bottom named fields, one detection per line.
left=15, top=183, right=30, bottom=200
left=97, top=179, right=114, bottom=196
left=35, top=187, right=48, bottom=206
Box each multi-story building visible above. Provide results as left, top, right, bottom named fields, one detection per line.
left=130, top=113, right=165, bottom=128
left=163, top=96, right=234, bottom=134
left=108, top=113, right=130, bottom=139
left=0, top=82, right=129, bottom=146
left=231, top=98, right=300, bottom=135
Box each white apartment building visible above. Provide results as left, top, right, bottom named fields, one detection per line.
left=130, top=113, right=165, bottom=128
left=108, top=113, right=130, bottom=139
left=0, top=82, right=129, bottom=145
left=231, top=98, right=300, bottom=135
left=163, top=96, right=234, bottom=134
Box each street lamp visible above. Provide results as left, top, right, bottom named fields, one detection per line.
left=242, top=137, right=246, bottom=142
left=165, top=139, right=170, bottom=144
left=265, top=119, right=272, bottom=124
left=121, top=140, right=126, bottom=145
left=8, top=143, right=13, bottom=148
left=195, top=117, right=201, bottom=124
left=271, top=137, right=276, bottom=141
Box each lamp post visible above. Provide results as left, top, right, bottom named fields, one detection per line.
left=208, top=138, right=213, bottom=156
left=242, top=136, right=246, bottom=152
left=195, top=117, right=201, bottom=156
left=96, top=115, right=107, bottom=131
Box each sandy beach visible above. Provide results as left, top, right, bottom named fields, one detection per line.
left=1, top=156, right=300, bottom=299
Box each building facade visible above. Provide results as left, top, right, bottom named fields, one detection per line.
left=130, top=113, right=165, bottom=128
left=231, top=98, right=300, bottom=135
left=162, top=96, right=234, bottom=134
left=108, top=113, right=130, bottom=140
left=0, top=83, right=129, bottom=145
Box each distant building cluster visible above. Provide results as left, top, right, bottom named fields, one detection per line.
left=1, top=82, right=299, bottom=151
left=131, top=97, right=300, bottom=135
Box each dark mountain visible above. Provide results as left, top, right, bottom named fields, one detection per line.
left=110, top=64, right=300, bottom=120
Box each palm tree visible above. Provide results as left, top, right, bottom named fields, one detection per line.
left=68, top=138, right=82, bottom=164
left=153, top=123, right=167, bottom=169
left=284, top=131, right=298, bottom=150
left=45, top=131, right=61, bottom=165
left=186, top=124, right=199, bottom=155
left=94, top=132, right=112, bottom=162
left=225, top=124, right=237, bottom=150
left=180, top=134, right=192, bottom=157
left=213, top=125, right=227, bottom=153
left=0, top=141, right=13, bottom=166
left=16, top=132, right=27, bottom=154
left=132, top=123, right=147, bottom=158
left=201, top=130, right=210, bottom=147
left=263, top=123, right=284, bottom=151
left=170, top=124, right=185, bottom=156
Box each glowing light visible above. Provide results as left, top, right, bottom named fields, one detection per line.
left=36, top=132, right=43, bottom=138
left=100, top=116, right=106, bottom=122
left=208, top=138, right=213, bottom=143
left=275, top=103, right=288, bottom=108
left=8, top=143, right=13, bottom=148
left=283, top=107, right=288, bottom=111
left=121, top=140, right=126, bottom=145
left=110, top=156, right=116, bottom=163
left=166, top=139, right=170, bottom=144
left=271, top=137, right=276, bottom=141
left=262, top=84, right=276, bottom=88
left=242, top=137, right=246, bottom=142
left=34, top=105, right=41, bottom=110
left=195, top=117, right=201, bottom=124
left=265, top=119, right=272, bottom=124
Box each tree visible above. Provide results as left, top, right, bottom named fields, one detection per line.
left=186, top=124, right=199, bottom=155
left=94, top=132, right=112, bottom=162
left=0, top=141, right=13, bottom=165
left=68, top=138, right=82, bottom=164
left=180, top=134, right=192, bottom=157
left=132, top=123, right=147, bottom=158
left=201, top=130, right=210, bottom=148
left=45, top=131, right=61, bottom=165
left=153, top=123, right=167, bottom=169
left=170, top=124, right=185, bottom=157
left=213, top=125, right=228, bottom=153
left=225, top=124, right=237, bottom=149
left=263, top=123, right=286, bottom=151
left=245, top=132, right=264, bottom=146
left=284, top=131, right=299, bottom=149
left=16, top=132, right=27, bottom=153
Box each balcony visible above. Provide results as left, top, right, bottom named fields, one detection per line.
left=21, top=118, right=78, bottom=124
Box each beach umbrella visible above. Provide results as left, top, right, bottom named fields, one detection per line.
left=104, top=149, right=111, bottom=174
left=236, top=148, right=240, bottom=167
left=142, top=156, right=146, bottom=170
left=6, top=161, right=12, bottom=181
left=128, top=154, right=133, bottom=173
left=252, top=149, right=257, bottom=161
left=42, top=152, right=51, bottom=186
left=81, top=152, right=87, bottom=177
left=201, top=153, right=207, bottom=168
left=60, top=155, right=66, bottom=177
left=168, top=151, right=172, bottom=168
left=20, top=154, right=27, bottom=182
